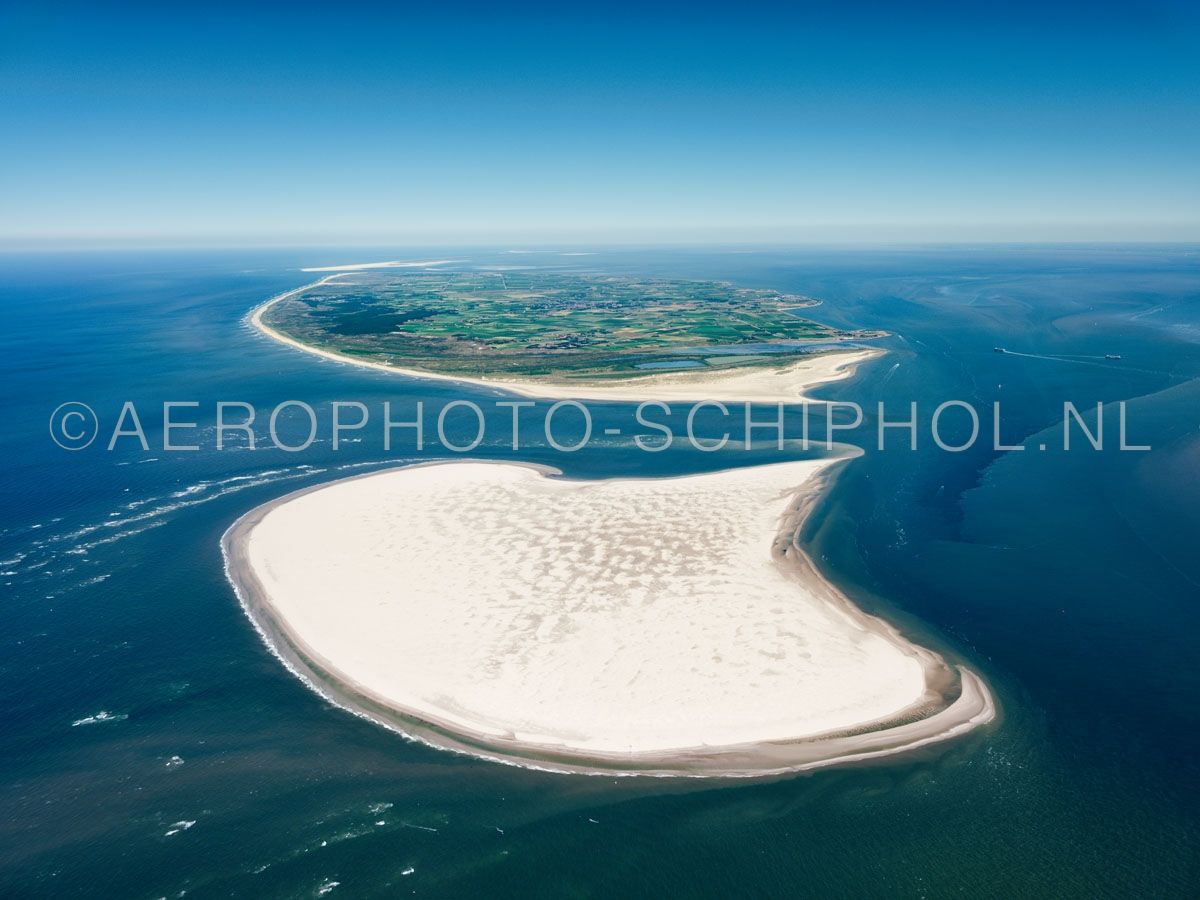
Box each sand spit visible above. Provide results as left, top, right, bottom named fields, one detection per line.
left=299, top=260, right=460, bottom=272
left=249, top=277, right=883, bottom=403
left=223, top=460, right=994, bottom=777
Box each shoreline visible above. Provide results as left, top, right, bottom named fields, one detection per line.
left=222, top=460, right=995, bottom=778
left=247, top=275, right=885, bottom=403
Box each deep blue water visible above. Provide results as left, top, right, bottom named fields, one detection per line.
left=1, top=247, right=1197, bottom=897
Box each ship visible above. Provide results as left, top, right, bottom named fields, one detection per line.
left=1105, top=353, right=1122, bottom=360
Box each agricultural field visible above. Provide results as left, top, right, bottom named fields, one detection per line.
left=262, top=270, right=882, bottom=378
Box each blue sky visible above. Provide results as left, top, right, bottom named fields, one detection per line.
left=2, top=1, right=1198, bottom=245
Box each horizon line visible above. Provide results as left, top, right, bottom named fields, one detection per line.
left=3, top=237, right=1199, bottom=254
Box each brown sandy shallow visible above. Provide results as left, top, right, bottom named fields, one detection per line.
left=221, top=460, right=996, bottom=778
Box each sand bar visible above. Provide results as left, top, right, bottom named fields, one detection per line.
left=300, top=259, right=460, bottom=272
left=223, top=460, right=994, bottom=776
left=249, top=274, right=883, bottom=403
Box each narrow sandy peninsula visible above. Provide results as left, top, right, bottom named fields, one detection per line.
left=299, top=259, right=461, bottom=272
left=224, top=460, right=994, bottom=777
left=249, top=273, right=882, bottom=404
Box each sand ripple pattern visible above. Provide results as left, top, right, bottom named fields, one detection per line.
left=245, top=461, right=927, bottom=754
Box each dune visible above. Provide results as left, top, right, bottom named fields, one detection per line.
left=223, top=460, right=994, bottom=776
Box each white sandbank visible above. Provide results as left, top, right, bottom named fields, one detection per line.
left=504, top=349, right=884, bottom=403
left=224, top=460, right=994, bottom=776
left=300, top=259, right=460, bottom=272
left=250, top=276, right=882, bottom=403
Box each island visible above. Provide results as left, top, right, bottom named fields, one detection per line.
left=223, top=459, right=994, bottom=777
left=252, top=268, right=886, bottom=402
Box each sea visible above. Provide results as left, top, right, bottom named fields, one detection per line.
left=1, top=246, right=1197, bottom=898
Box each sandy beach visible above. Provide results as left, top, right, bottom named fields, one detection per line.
left=299, top=259, right=460, bottom=272
left=223, top=460, right=994, bottom=776
left=249, top=274, right=883, bottom=404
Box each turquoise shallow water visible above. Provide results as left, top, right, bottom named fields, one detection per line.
left=1, top=247, right=1197, bottom=897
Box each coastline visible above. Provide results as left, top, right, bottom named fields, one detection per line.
left=222, top=460, right=995, bottom=778
left=247, top=276, right=885, bottom=403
